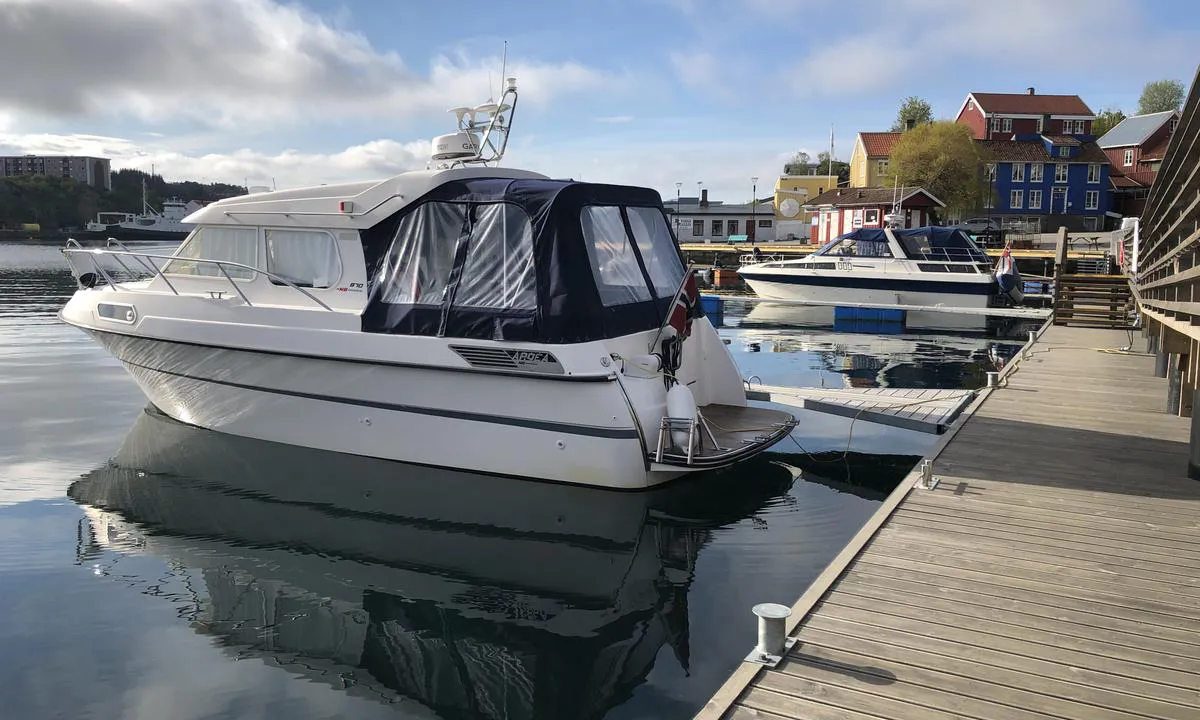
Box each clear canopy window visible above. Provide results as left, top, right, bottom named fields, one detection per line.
left=582, top=205, right=683, bottom=307
left=814, top=234, right=892, bottom=258
left=375, top=201, right=536, bottom=310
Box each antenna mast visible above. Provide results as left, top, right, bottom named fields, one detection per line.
left=428, top=40, right=518, bottom=169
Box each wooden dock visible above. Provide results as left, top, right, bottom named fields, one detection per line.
left=698, top=324, right=1200, bottom=720
left=746, top=386, right=975, bottom=434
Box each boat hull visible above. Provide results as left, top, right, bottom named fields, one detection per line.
left=739, top=271, right=997, bottom=309
left=84, top=328, right=684, bottom=489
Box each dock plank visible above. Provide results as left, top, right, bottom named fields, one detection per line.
left=699, top=325, right=1200, bottom=720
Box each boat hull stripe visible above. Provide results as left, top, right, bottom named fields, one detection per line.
left=737, top=272, right=996, bottom=295
left=119, top=355, right=642, bottom=440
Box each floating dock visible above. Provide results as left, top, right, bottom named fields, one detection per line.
left=697, top=324, right=1200, bottom=720
left=746, top=386, right=975, bottom=434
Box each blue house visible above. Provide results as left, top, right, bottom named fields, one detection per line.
left=977, top=134, right=1111, bottom=231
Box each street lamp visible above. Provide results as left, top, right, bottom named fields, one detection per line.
left=751, top=176, right=758, bottom=242
left=675, top=181, right=682, bottom=234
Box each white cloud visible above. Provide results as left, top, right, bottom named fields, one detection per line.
left=0, top=0, right=618, bottom=129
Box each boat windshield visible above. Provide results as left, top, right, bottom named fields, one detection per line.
left=811, top=233, right=892, bottom=258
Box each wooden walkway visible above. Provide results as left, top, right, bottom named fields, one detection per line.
left=746, top=386, right=975, bottom=434
left=698, top=325, right=1200, bottom=720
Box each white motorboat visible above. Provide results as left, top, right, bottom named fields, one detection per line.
left=59, top=78, right=796, bottom=489
left=737, top=226, right=1000, bottom=309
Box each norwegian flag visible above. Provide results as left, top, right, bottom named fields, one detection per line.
left=667, top=269, right=703, bottom=338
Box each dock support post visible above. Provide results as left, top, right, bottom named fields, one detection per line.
left=1190, top=389, right=1200, bottom=480
left=1168, top=354, right=1183, bottom=415
left=1156, top=349, right=1169, bottom=378
left=745, top=603, right=795, bottom=667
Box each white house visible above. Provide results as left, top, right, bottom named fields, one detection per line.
left=663, top=190, right=777, bottom=243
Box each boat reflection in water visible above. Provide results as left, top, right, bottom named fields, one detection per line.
left=68, top=408, right=797, bottom=720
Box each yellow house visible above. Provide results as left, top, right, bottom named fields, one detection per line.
left=848, top=131, right=902, bottom=188
left=773, top=174, right=838, bottom=241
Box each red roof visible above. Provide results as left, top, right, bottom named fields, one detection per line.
left=970, top=92, right=1094, bottom=116
left=859, top=131, right=903, bottom=157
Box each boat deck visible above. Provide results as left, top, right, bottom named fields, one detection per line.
left=653, top=403, right=797, bottom=468
left=697, top=325, right=1200, bottom=720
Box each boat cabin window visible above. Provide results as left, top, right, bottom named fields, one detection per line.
left=164, top=226, right=258, bottom=279
left=377, top=202, right=466, bottom=305
left=454, top=203, right=536, bottom=309
left=582, top=206, right=683, bottom=306
left=264, top=229, right=342, bottom=288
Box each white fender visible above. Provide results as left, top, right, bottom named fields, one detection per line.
left=666, top=383, right=698, bottom=448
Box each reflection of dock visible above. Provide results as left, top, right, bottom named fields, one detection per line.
left=698, top=325, right=1200, bottom=720
left=747, top=386, right=974, bottom=434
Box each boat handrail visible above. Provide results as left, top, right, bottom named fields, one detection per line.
left=62, top=239, right=334, bottom=311
left=738, top=253, right=788, bottom=265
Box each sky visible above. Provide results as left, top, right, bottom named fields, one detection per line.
left=0, top=0, right=1196, bottom=203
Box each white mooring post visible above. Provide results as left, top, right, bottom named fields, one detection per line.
left=744, top=603, right=795, bottom=667
left=986, top=371, right=1000, bottom=388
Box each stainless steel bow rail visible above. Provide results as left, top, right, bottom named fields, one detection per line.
left=62, top=238, right=334, bottom=311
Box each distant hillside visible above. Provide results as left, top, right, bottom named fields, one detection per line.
left=0, top=169, right=245, bottom=231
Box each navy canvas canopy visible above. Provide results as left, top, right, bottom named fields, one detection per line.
left=359, top=178, right=686, bottom=343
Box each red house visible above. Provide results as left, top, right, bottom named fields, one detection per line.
left=1099, top=110, right=1179, bottom=217
left=955, top=88, right=1096, bottom=140
left=804, top=186, right=944, bottom=246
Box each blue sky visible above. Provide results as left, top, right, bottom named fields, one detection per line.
left=0, top=0, right=1196, bottom=201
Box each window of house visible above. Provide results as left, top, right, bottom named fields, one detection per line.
left=581, top=206, right=651, bottom=306
left=1124, top=149, right=1134, bottom=166
left=375, top=202, right=466, bottom=305
left=1077, top=120, right=1087, bottom=134
left=864, top=209, right=880, bottom=224
left=1055, top=164, right=1068, bottom=183
left=990, top=118, right=1001, bottom=133
left=1028, top=189, right=1043, bottom=210
left=1011, top=164, right=1025, bottom=182
left=711, top=219, right=724, bottom=236
left=1030, top=163, right=1043, bottom=182
left=454, top=203, right=536, bottom=309
left=727, top=219, right=739, bottom=235
left=1058, top=146, right=1072, bottom=157
left=1002, top=118, right=1013, bottom=132
left=165, top=226, right=259, bottom=280
left=1036, top=117, right=1044, bottom=133
left=1010, top=190, right=1024, bottom=209
left=1085, top=190, right=1099, bottom=210
left=876, top=159, right=889, bottom=175
left=264, top=229, right=341, bottom=288
left=692, top=219, right=704, bottom=236
left=1087, top=164, right=1101, bottom=183
left=985, top=163, right=996, bottom=180
left=984, top=192, right=994, bottom=209
left=758, top=218, right=773, bottom=228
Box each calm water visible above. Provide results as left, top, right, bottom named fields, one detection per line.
left=0, top=241, right=1032, bottom=720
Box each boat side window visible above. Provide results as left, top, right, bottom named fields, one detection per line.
left=899, top=234, right=932, bottom=259
left=164, top=226, right=259, bottom=279
left=826, top=236, right=890, bottom=258
left=264, top=229, right=342, bottom=288
left=581, top=206, right=653, bottom=306
left=625, top=207, right=685, bottom=295
left=453, top=203, right=536, bottom=309
left=376, top=202, right=467, bottom=305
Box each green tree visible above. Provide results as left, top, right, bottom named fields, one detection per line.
left=1138, top=79, right=1185, bottom=114
left=889, top=121, right=984, bottom=217
left=816, top=151, right=850, bottom=184
left=783, top=151, right=811, bottom=175
left=890, top=96, right=933, bottom=132
left=1092, top=107, right=1127, bottom=137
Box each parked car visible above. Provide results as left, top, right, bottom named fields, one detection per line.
left=954, top=218, right=1002, bottom=234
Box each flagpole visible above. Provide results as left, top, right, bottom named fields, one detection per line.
left=828, top=124, right=834, bottom=178
left=647, top=263, right=695, bottom=353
